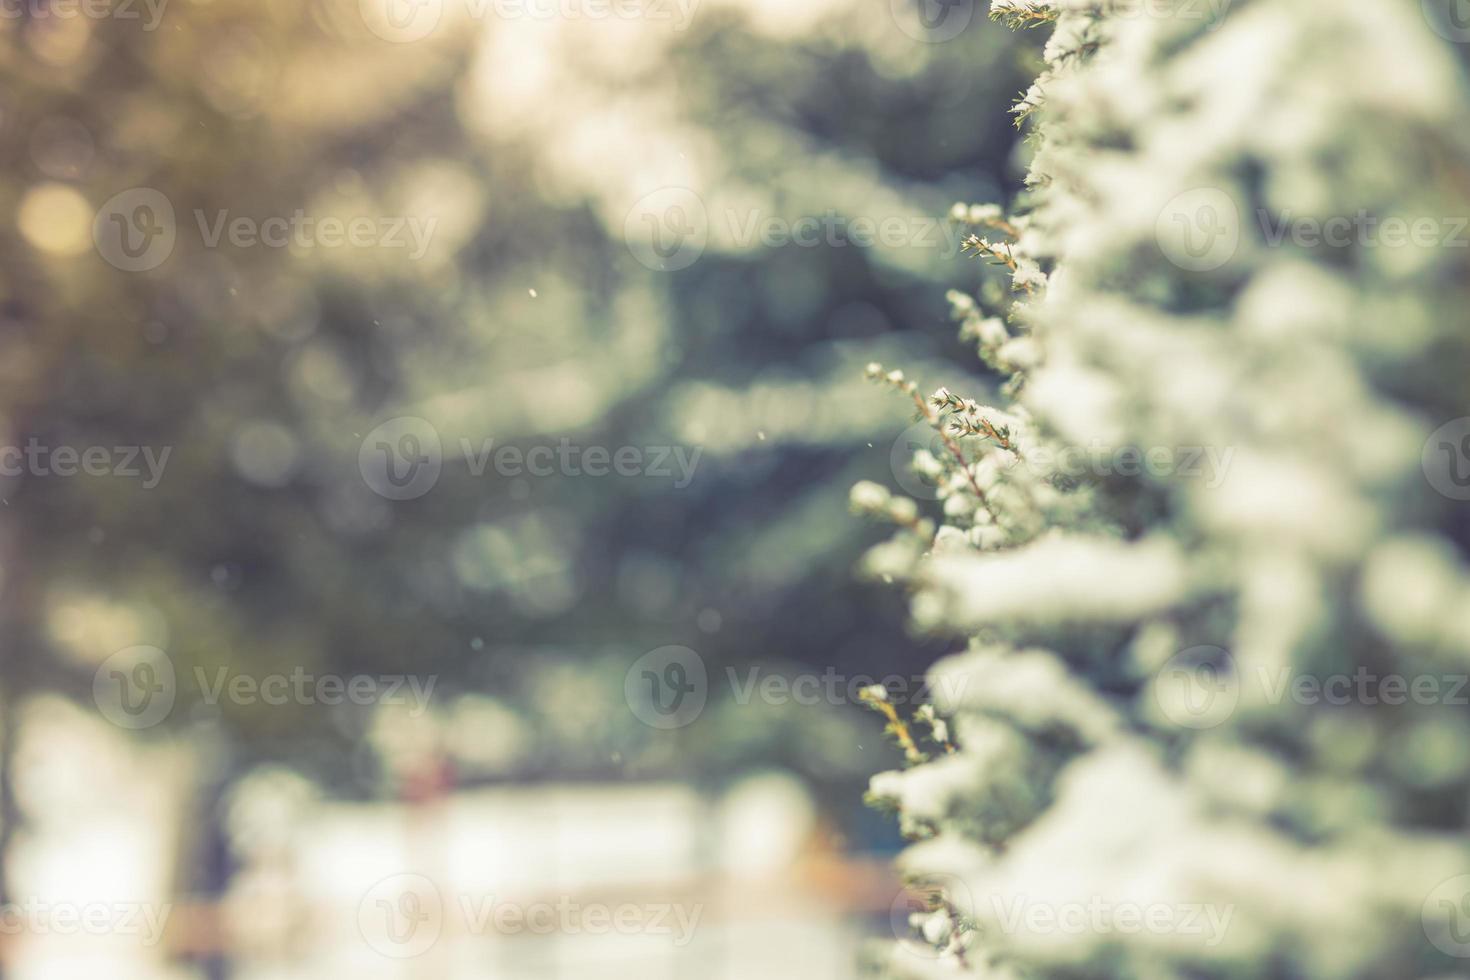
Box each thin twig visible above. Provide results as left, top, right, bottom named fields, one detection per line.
left=909, top=390, right=992, bottom=508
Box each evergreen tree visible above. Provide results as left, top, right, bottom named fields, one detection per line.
left=861, top=2, right=1470, bottom=976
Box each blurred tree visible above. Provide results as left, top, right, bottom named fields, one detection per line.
left=0, top=1, right=1030, bottom=966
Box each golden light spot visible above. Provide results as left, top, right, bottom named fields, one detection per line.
left=17, top=183, right=93, bottom=257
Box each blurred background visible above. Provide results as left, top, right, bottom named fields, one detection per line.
left=0, top=0, right=1034, bottom=975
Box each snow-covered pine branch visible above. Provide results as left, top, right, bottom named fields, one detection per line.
left=859, top=0, right=1470, bottom=975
